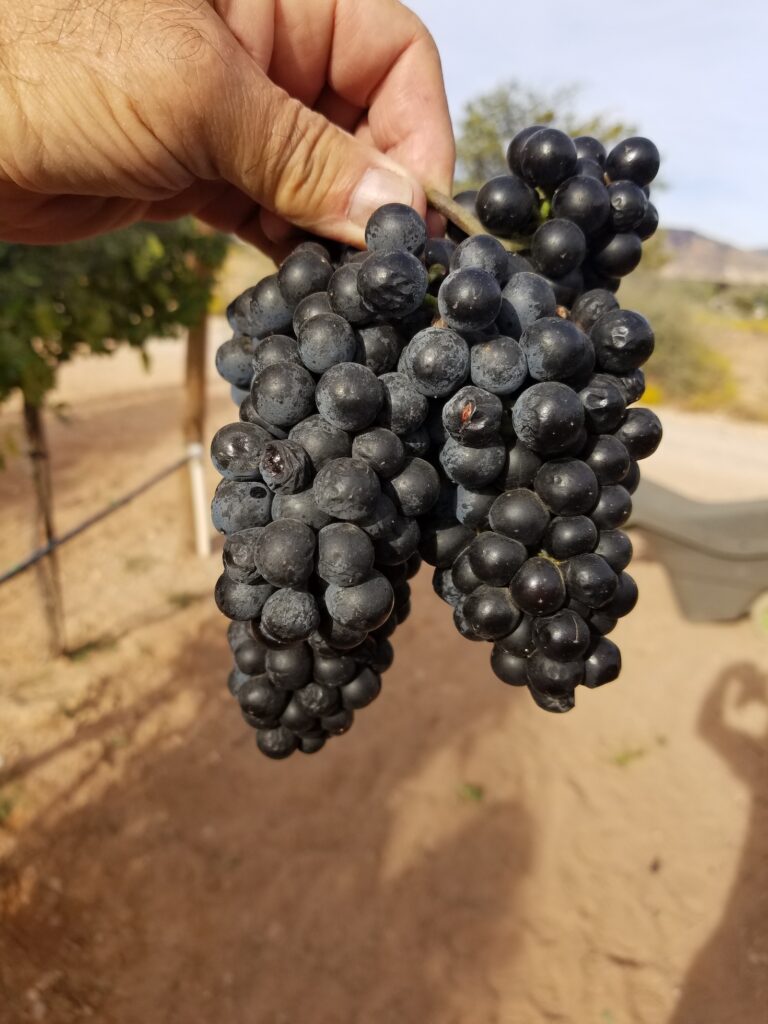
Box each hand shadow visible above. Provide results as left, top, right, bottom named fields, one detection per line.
left=667, top=662, right=768, bottom=1024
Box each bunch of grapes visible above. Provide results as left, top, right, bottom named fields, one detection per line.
left=212, top=126, right=663, bottom=757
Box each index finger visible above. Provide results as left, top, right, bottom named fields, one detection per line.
left=327, top=0, right=455, bottom=194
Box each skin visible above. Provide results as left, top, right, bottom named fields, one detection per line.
left=0, top=0, right=454, bottom=249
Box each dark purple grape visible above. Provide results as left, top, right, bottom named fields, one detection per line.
left=475, top=175, right=539, bottom=238
left=510, top=557, right=566, bottom=616
left=438, top=268, right=502, bottom=332
left=358, top=250, right=428, bottom=317
left=278, top=248, right=333, bottom=305
left=531, top=219, right=587, bottom=277
left=364, top=203, right=427, bottom=255
left=317, top=523, right=375, bottom=587
left=313, top=457, right=380, bottom=522
left=605, top=137, right=660, bottom=186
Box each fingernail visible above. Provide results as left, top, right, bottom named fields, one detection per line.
left=348, top=167, right=415, bottom=230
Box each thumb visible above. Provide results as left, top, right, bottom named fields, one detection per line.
left=209, top=68, right=426, bottom=247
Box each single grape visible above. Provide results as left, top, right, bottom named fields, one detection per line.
left=328, top=263, right=374, bottom=324
left=438, top=268, right=502, bottom=332
left=489, top=489, right=550, bottom=547
left=527, top=651, right=584, bottom=691
left=260, top=588, right=320, bottom=642
left=255, top=519, right=316, bottom=588
left=357, top=249, right=428, bottom=317
left=497, top=440, right=542, bottom=489
left=475, top=175, right=539, bottom=238
left=590, top=485, right=633, bottom=530
left=512, top=382, right=585, bottom=455
left=506, top=124, right=547, bottom=174
left=376, top=371, right=429, bottom=435
left=581, top=435, right=631, bottom=485
left=564, top=553, right=618, bottom=608
left=607, top=181, right=649, bottom=232
left=578, top=375, right=627, bottom=432
left=533, top=609, right=590, bottom=661
left=534, top=459, right=599, bottom=515
left=442, top=386, right=503, bottom=443
left=317, top=523, right=375, bottom=587
left=439, top=435, right=506, bottom=488
left=295, top=682, right=341, bottom=718
left=531, top=219, right=587, bottom=277
left=216, top=336, right=255, bottom=390
left=594, top=529, right=633, bottom=572
left=605, top=137, right=660, bottom=186
left=521, top=317, right=594, bottom=383
left=450, top=233, right=511, bottom=284
left=636, top=202, right=659, bottom=241
left=490, top=647, right=529, bottom=686
left=352, top=427, right=406, bottom=478
left=373, top=515, right=421, bottom=565
left=455, top=485, right=498, bottom=529
left=583, top=637, right=622, bottom=687
left=571, top=289, right=620, bottom=334
left=316, top=362, right=384, bottom=432
left=543, top=515, right=598, bottom=559
left=613, top=407, right=663, bottom=459
left=600, top=571, right=639, bottom=618
left=446, top=190, right=478, bottom=242
left=551, top=175, right=611, bottom=235
left=461, top=586, right=521, bottom=640
left=313, top=457, right=381, bottom=521
left=271, top=487, right=332, bottom=531
left=590, top=232, right=643, bottom=277
left=399, top=327, right=470, bottom=398
left=292, top=291, right=333, bottom=335
left=297, top=313, right=358, bottom=374
left=340, top=667, right=382, bottom=710
left=212, top=479, right=273, bottom=534
left=214, top=575, right=274, bottom=620
left=364, top=203, right=427, bottom=255
left=211, top=422, right=271, bottom=481
left=277, top=248, right=333, bottom=305
left=265, top=643, right=313, bottom=690
left=223, top=527, right=264, bottom=584
left=385, top=457, right=440, bottom=517
left=251, top=361, right=316, bottom=429
left=573, top=136, right=607, bottom=166
left=259, top=440, right=313, bottom=494
left=252, top=334, right=301, bottom=377
left=510, top=557, right=566, bottom=616
left=519, top=127, right=578, bottom=190
left=497, top=272, right=557, bottom=338
left=356, top=323, right=404, bottom=375
left=256, top=726, right=298, bottom=759
left=288, top=415, right=351, bottom=472
left=467, top=531, right=527, bottom=586
left=470, top=335, right=528, bottom=396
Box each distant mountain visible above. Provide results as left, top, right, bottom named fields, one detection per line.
left=661, top=229, right=768, bottom=284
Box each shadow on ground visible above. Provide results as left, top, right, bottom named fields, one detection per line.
left=0, top=596, right=534, bottom=1024
left=668, top=661, right=768, bottom=1023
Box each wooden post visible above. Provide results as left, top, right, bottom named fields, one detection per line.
left=184, top=314, right=211, bottom=558
left=22, top=396, right=66, bottom=656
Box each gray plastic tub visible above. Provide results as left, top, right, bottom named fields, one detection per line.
left=628, top=479, right=768, bottom=622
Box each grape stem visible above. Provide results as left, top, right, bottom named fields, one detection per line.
left=425, top=187, right=529, bottom=252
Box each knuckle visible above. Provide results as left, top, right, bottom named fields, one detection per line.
left=263, top=97, right=337, bottom=212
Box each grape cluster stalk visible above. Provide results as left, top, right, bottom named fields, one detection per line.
left=211, top=127, right=663, bottom=757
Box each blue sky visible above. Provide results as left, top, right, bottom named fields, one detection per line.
left=409, top=0, right=766, bottom=249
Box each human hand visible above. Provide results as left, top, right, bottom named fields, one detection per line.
left=0, top=0, right=454, bottom=248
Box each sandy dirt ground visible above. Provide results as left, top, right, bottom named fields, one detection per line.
left=0, top=324, right=766, bottom=1024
